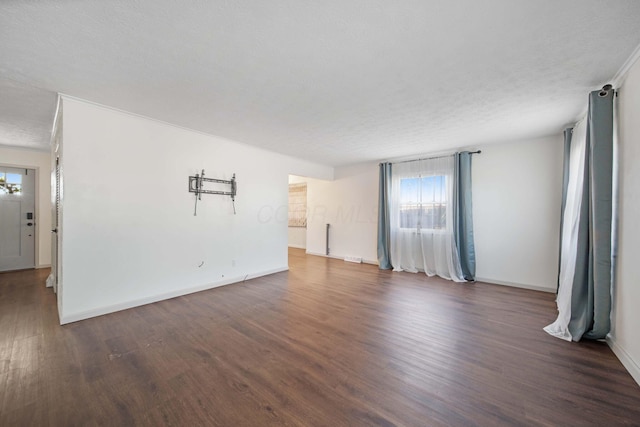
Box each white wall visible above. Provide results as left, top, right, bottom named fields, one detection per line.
left=59, top=97, right=332, bottom=323
left=304, top=163, right=379, bottom=263
left=610, top=55, right=640, bottom=385
left=288, top=228, right=307, bottom=249
left=0, top=145, right=52, bottom=268
left=301, top=139, right=563, bottom=289
left=473, top=135, right=563, bottom=291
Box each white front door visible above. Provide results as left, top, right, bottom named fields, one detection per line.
left=0, top=167, right=36, bottom=271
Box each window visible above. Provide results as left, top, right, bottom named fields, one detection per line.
left=399, top=175, right=446, bottom=230
left=0, top=171, right=22, bottom=195
left=288, top=183, right=307, bottom=227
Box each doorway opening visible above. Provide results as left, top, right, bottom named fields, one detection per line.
left=0, top=167, right=36, bottom=272
left=288, top=175, right=308, bottom=250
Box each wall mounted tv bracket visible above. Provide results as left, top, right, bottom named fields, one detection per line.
left=188, top=169, right=237, bottom=216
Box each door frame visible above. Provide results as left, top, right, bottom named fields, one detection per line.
left=0, top=161, right=41, bottom=269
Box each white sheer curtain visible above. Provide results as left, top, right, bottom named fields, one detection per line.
left=544, top=117, right=587, bottom=341
left=389, top=156, right=464, bottom=282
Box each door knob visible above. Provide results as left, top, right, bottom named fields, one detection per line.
left=27, top=222, right=33, bottom=226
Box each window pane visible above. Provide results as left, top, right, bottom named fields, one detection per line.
left=399, top=175, right=447, bottom=230
left=421, top=175, right=445, bottom=203
left=421, top=175, right=446, bottom=229
left=421, top=203, right=446, bottom=229
left=6, top=184, right=22, bottom=194
left=6, top=173, right=22, bottom=184
left=400, top=178, right=420, bottom=228
left=400, top=178, right=419, bottom=204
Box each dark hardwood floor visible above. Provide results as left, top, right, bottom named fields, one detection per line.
left=1, top=248, right=639, bottom=426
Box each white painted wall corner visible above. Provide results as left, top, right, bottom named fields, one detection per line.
left=607, top=337, right=640, bottom=386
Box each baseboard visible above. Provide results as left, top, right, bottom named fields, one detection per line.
left=607, top=336, right=640, bottom=386
left=305, top=250, right=342, bottom=261
left=305, top=250, right=378, bottom=266
left=475, top=277, right=556, bottom=293
left=288, top=244, right=306, bottom=249
left=36, top=264, right=52, bottom=269
left=59, top=266, right=289, bottom=325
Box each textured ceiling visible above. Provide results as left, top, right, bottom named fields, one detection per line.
left=0, top=79, right=58, bottom=150
left=1, top=1, right=640, bottom=166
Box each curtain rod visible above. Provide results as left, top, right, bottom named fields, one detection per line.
left=392, top=150, right=481, bottom=165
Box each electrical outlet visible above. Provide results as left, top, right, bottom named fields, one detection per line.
left=232, top=259, right=236, bottom=267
